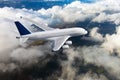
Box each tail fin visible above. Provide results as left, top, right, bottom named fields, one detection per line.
left=15, top=21, right=31, bottom=36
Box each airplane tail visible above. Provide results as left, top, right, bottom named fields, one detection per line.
left=15, top=21, right=30, bottom=45
left=14, top=21, right=31, bottom=36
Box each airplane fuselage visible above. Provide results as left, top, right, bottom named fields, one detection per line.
left=23, top=28, right=87, bottom=40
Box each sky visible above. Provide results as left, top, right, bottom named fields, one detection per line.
left=0, top=0, right=96, bottom=2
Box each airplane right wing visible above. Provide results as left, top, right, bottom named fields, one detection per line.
left=52, top=36, right=70, bottom=51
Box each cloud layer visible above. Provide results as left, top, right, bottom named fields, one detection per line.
left=0, top=0, right=120, bottom=80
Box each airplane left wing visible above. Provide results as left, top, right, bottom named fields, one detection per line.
left=20, top=16, right=53, bottom=31
left=52, top=36, right=70, bottom=51
left=30, top=23, right=53, bottom=32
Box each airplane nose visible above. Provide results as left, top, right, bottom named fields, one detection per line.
left=75, top=28, right=88, bottom=35
left=81, top=29, right=88, bottom=35
left=84, top=30, right=88, bottom=34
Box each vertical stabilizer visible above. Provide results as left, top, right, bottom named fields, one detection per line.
left=15, top=21, right=31, bottom=36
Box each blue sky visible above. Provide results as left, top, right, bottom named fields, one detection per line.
left=80, top=0, right=96, bottom=3
left=0, top=0, right=98, bottom=2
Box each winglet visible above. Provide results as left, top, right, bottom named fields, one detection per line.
left=15, top=21, right=31, bottom=36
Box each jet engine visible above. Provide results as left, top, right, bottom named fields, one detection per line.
left=65, top=41, right=72, bottom=45
left=62, top=45, right=69, bottom=49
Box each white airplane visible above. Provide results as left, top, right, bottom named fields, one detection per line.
left=14, top=21, right=87, bottom=51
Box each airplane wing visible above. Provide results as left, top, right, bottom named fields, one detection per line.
left=30, top=24, right=47, bottom=32
left=52, top=36, right=70, bottom=51
left=20, top=16, right=53, bottom=32
left=28, top=23, right=53, bottom=33
left=30, top=23, right=53, bottom=32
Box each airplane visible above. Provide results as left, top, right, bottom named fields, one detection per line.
left=14, top=21, right=88, bottom=51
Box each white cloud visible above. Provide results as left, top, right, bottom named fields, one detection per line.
left=62, top=25, right=120, bottom=79
left=0, top=0, right=120, bottom=79
left=102, top=26, right=120, bottom=54
left=0, top=7, right=52, bottom=72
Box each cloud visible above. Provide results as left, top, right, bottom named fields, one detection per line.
left=61, top=26, right=120, bottom=79
left=102, top=26, right=120, bottom=55
left=0, top=0, right=120, bottom=80
left=0, top=7, right=52, bottom=72
left=89, top=27, right=104, bottom=42
left=33, top=0, right=120, bottom=26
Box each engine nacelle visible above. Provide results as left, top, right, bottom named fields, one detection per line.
left=65, top=41, right=72, bottom=45
left=62, top=45, right=69, bottom=49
